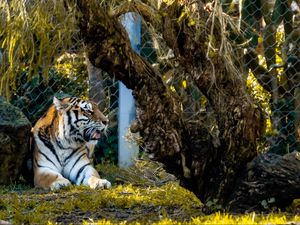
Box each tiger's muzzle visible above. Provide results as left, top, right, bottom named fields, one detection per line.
left=84, top=127, right=102, bottom=141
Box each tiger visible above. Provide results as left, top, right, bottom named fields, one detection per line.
left=32, top=96, right=112, bottom=190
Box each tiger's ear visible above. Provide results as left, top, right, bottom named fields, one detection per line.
left=53, top=97, right=68, bottom=111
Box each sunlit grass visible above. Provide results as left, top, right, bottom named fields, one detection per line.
left=0, top=163, right=299, bottom=224
left=80, top=212, right=300, bottom=225
left=0, top=182, right=202, bottom=224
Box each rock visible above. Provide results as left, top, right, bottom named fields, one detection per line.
left=0, top=97, right=31, bottom=184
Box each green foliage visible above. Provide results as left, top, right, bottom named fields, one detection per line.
left=247, top=71, right=272, bottom=152
left=95, top=126, right=118, bottom=164
left=269, top=97, right=300, bottom=154
left=93, top=75, right=119, bottom=164
left=11, top=67, right=88, bottom=124
left=245, top=29, right=300, bottom=154
left=261, top=197, right=276, bottom=210
left=0, top=0, right=79, bottom=98
left=205, top=198, right=223, bottom=212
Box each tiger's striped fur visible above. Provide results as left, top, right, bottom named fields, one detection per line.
left=32, top=97, right=111, bottom=190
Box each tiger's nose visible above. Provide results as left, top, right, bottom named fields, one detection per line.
left=102, top=119, right=109, bottom=125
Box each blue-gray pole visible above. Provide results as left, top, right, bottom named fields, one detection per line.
left=118, top=12, right=141, bottom=167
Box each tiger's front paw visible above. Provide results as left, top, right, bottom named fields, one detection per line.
left=88, top=176, right=111, bottom=189
left=50, top=177, right=71, bottom=191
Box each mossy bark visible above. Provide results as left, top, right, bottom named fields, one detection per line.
left=159, top=2, right=264, bottom=204
left=0, top=97, right=31, bottom=184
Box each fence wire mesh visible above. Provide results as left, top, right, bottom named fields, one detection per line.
left=1, top=0, right=300, bottom=161
left=140, top=0, right=300, bottom=154
left=221, top=0, right=300, bottom=153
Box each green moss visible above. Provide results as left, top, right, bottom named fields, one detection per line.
left=0, top=183, right=202, bottom=224
left=0, top=97, right=30, bottom=126
left=0, top=161, right=201, bottom=224
left=0, top=164, right=299, bottom=224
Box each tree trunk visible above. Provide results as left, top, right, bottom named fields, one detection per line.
left=77, top=0, right=190, bottom=172
left=77, top=0, right=300, bottom=212
left=159, top=1, right=264, bottom=204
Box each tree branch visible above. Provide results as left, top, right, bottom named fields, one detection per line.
left=77, top=0, right=191, bottom=174
left=112, top=0, right=161, bottom=30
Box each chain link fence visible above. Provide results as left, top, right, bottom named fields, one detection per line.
left=141, top=0, right=300, bottom=154
left=3, top=0, right=300, bottom=163
left=222, top=0, right=300, bottom=153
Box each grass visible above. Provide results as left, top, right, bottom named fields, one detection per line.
left=0, top=161, right=299, bottom=224
left=0, top=182, right=202, bottom=224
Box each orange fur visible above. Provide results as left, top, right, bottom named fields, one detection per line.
left=34, top=172, right=58, bottom=189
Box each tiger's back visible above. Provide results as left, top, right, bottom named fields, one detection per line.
left=32, top=97, right=111, bottom=190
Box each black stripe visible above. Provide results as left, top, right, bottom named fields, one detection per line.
left=74, top=136, right=85, bottom=143
left=34, top=158, right=40, bottom=167
left=78, top=173, right=86, bottom=185
left=38, top=130, right=61, bottom=166
left=40, top=113, right=47, bottom=119
left=36, top=163, right=53, bottom=170
left=64, top=147, right=80, bottom=164
left=35, top=158, right=55, bottom=170
left=70, top=97, right=77, bottom=103
left=73, top=110, right=79, bottom=120
left=70, top=152, right=86, bottom=171
left=67, top=110, right=72, bottom=126
left=56, top=139, right=69, bottom=150
left=38, top=150, right=57, bottom=168
left=67, top=111, right=76, bottom=134
left=74, top=130, right=84, bottom=137
left=86, top=146, right=91, bottom=159
left=74, top=118, right=89, bottom=123
left=62, top=113, right=66, bottom=138
left=75, top=163, right=90, bottom=182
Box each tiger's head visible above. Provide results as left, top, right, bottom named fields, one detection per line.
left=53, top=97, right=109, bottom=144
